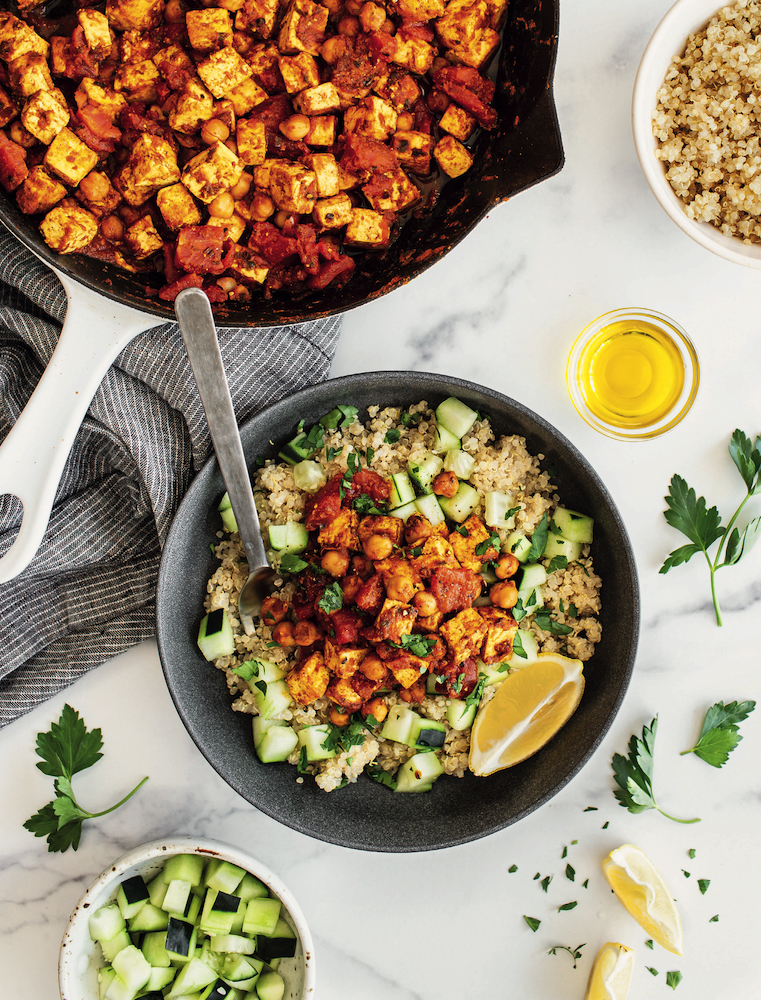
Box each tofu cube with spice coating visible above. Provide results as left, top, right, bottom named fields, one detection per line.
left=124, top=215, right=163, bottom=258
left=344, top=96, right=397, bottom=142
left=230, top=244, right=268, bottom=283
left=392, top=131, right=434, bottom=175
left=116, top=133, right=180, bottom=205
left=303, top=152, right=340, bottom=197
left=0, top=16, right=49, bottom=63
left=156, top=182, right=201, bottom=230
left=169, top=78, right=215, bottom=134
left=439, top=103, right=477, bottom=141
left=105, top=0, right=165, bottom=32
left=278, top=52, right=320, bottom=94
left=435, top=0, right=498, bottom=68
left=185, top=9, right=233, bottom=52
left=441, top=607, right=488, bottom=663
left=388, top=0, right=445, bottom=17
left=78, top=10, right=113, bottom=60
left=323, top=638, right=367, bottom=679
left=15, top=165, right=66, bottom=214
left=434, top=135, right=473, bottom=178
left=114, top=59, right=160, bottom=103
left=182, top=140, right=244, bottom=203
left=268, top=160, right=316, bottom=214
left=343, top=208, right=390, bottom=248
left=236, top=0, right=279, bottom=39
left=224, top=76, right=268, bottom=116
left=477, top=606, right=518, bottom=664
left=21, top=89, right=69, bottom=145
left=305, top=116, right=336, bottom=147
left=39, top=199, right=98, bottom=253
left=386, top=653, right=427, bottom=689
left=197, top=46, right=252, bottom=98
left=74, top=79, right=127, bottom=123
left=317, top=507, right=359, bottom=550
left=375, top=598, right=417, bottom=643
left=8, top=52, right=53, bottom=97
left=120, top=29, right=160, bottom=63
left=286, top=651, right=329, bottom=705
left=207, top=213, right=246, bottom=242
left=449, top=514, right=497, bottom=571
left=391, top=35, right=434, bottom=75
left=0, top=85, right=16, bottom=128
left=484, top=0, right=508, bottom=28
left=325, top=675, right=364, bottom=712
left=362, top=166, right=420, bottom=214
left=236, top=118, right=266, bottom=166
left=293, top=82, right=340, bottom=116
left=277, top=0, right=328, bottom=56
left=44, top=128, right=99, bottom=187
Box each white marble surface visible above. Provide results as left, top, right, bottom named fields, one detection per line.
left=3, top=0, right=761, bottom=997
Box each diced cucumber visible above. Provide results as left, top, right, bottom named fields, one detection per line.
left=111, top=945, right=151, bottom=995
left=410, top=716, right=446, bottom=749
left=207, top=863, right=246, bottom=895
left=147, top=876, right=169, bottom=909
left=209, top=935, right=257, bottom=955
left=98, top=967, right=117, bottom=1000
left=476, top=659, right=512, bottom=687
left=507, top=628, right=539, bottom=664
left=252, top=678, right=292, bottom=720
left=90, top=903, right=127, bottom=943
left=116, top=876, right=149, bottom=920
left=431, top=423, right=460, bottom=455
left=253, top=719, right=299, bottom=764
left=142, top=931, right=172, bottom=968
left=519, top=562, right=547, bottom=591
left=445, top=700, right=478, bottom=730
left=166, top=956, right=218, bottom=998
left=438, top=482, right=480, bottom=523
left=552, top=507, right=594, bottom=543
left=414, top=492, right=445, bottom=525
left=235, top=873, right=269, bottom=902
left=387, top=498, right=419, bottom=521
left=443, top=449, right=475, bottom=480
left=267, top=521, right=308, bottom=554
left=162, top=879, right=193, bottom=916
left=145, top=967, right=176, bottom=992
left=255, top=969, right=285, bottom=1000
left=221, top=953, right=263, bottom=986
left=256, top=918, right=296, bottom=962
left=101, top=929, right=132, bottom=963
left=200, top=890, right=240, bottom=935
left=104, top=975, right=139, bottom=1000
left=244, top=659, right=287, bottom=685
left=198, top=609, right=235, bottom=661
left=395, top=751, right=444, bottom=792
left=543, top=533, right=583, bottom=564
left=165, top=917, right=198, bottom=962
left=407, top=451, right=443, bottom=494
left=518, top=586, right=544, bottom=616
left=242, top=897, right=281, bottom=936
left=127, top=902, right=169, bottom=933
left=484, top=490, right=518, bottom=529
left=199, top=978, right=237, bottom=999
left=504, top=530, right=532, bottom=562
left=388, top=471, right=415, bottom=509
left=277, top=426, right=323, bottom=465
left=164, top=855, right=206, bottom=888
left=435, top=396, right=478, bottom=438
left=291, top=460, right=326, bottom=493
left=218, top=493, right=238, bottom=534
left=296, top=724, right=336, bottom=762
left=379, top=704, right=419, bottom=745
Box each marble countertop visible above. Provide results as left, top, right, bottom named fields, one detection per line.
left=3, top=0, right=761, bottom=997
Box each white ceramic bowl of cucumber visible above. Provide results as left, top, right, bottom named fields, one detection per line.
left=58, top=837, right=315, bottom=1000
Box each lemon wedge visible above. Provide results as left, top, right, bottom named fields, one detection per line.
left=602, top=844, right=683, bottom=955
left=467, top=652, right=585, bottom=776
left=584, top=942, right=635, bottom=1000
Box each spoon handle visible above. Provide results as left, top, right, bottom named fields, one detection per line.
left=174, top=287, right=268, bottom=574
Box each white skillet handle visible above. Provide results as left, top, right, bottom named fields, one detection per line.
left=0, top=270, right=160, bottom=583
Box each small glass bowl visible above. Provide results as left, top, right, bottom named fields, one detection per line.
left=566, top=307, right=700, bottom=441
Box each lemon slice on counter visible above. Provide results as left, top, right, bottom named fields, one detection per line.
left=583, top=942, right=635, bottom=1000
left=602, top=844, right=683, bottom=955
left=467, top=652, right=585, bottom=776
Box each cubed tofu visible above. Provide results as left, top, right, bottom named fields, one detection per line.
left=434, top=135, right=473, bottom=178
left=115, top=133, right=180, bottom=205
left=344, top=95, right=397, bottom=142
left=206, top=212, right=246, bottom=242
left=343, top=208, right=389, bottom=248
left=305, top=115, right=336, bottom=147
left=303, top=152, right=340, bottom=197
left=235, top=118, right=266, bottom=166
left=374, top=71, right=421, bottom=113
left=388, top=0, right=445, bottom=17
left=375, top=598, right=417, bottom=643
left=286, top=651, right=329, bottom=705
left=74, top=78, right=127, bottom=123
left=323, top=638, right=367, bottom=679
left=447, top=28, right=500, bottom=69
left=78, top=10, right=113, bottom=60
left=21, top=89, right=69, bottom=145
left=0, top=15, right=49, bottom=63
left=8, top=52, right=53, bottom=98
left=411, top=533, right=458, bottom=576
left=197, top=46, right=252, bottom=99
left=337, top=165, right=361, bottom=191
left=325, top=675, right=364, bottom=712
left=386, top=654, right=426, bottom=689
left=224, top=76, right=268, bottom=116
left=362, top=166, right=420, bottom=214
left=105, top=0, right=165, bottom=32
left=435, top=0, right=499, bottom=68
left=124, top=215, right=163, bottom=258
left=477, top=606, right=518, bottom=664
left=449, top=515, right=497, bottom=571
left=44, top=128, right=99, bottom=187
left=114, top=58, right=160, bottom=103
left=391, top=35, right=434, bottom=75
left=277, top=52, right=320, bottom=94
left=49, top=37, right=72, bottom=79
left=277, top=0, right=328, bottom=56
left=119, top=28, right=160, bottom=63
left=152, top=44, right=195, bottom=88
left=484, top=0, right=508, bottom=29
left=317, top=507, right=359, bottom=550
left=168, top=77, right=215, bottom=134
left=75, top=170, right=122, bottom=216
left=440, top=607, right=488, bottom=663
left=185, top=8, right=233, bottom=52
left=230, top=244, right=268, bottom=282
left=39, top=199, right=98, bottom=253
left=181, top=139, right=245, bottom=203
left=391, top=130, right=434, bottom=175
left=268, top=159, right=316, bottom=214
left=439, top=103, right=477, bottom=141
left=213, top=98, right=236, bottom=133
left=236, top=0, right=279, bottom=38
left=0, top=84, right=16, bottom=128
left=358, top=514, right=405, bottom=546
left=293, top=81, right=340, bottom=116
left=156, top=182, right=201, bottom=230
left=15, top=165, right=66, bottom=214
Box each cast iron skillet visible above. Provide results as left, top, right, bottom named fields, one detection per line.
left=0, top=0, right=563, bottom=325
left=156, top=372, right=639, bottom=852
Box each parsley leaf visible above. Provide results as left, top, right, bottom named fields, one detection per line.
left=525, top=512, right=550, bottom=562
left=326, top=446, right=342, bottom=462
left=523, top=916, right=541, bottom=932
left=547, top=943, right=585, bottom=968
left=390, top=634, right=437, bottom=657
left=511, top=632, right=527, bottom=659
left=565, top=864, right=575, bottom=881
left=666, top=970, right=683, bottom=990
left=401, top=411, right=420, bottom=427
left=279, top=553, right=309, bottom=574
left=612, top=717, right=700, bottom=824
left=353, top=494, right=386, bottom=516
left=23, top=705, right=148, bottom=854
left=319, top=405, right=358, bottom=429
left=558, top=901, right=577, bottom=911
left=317, top=581, right=343, bottom=614
left=475, top=531, right=501, bottom=557
left=533, top=612, right=573, bottom=636
left=698, top=879, right=710, bottom=894
left=366, top=763, right=397, bottom=789
left=680, top=699, right=755, bottom=766
left=540, top=875, right=552, bottom=892
left=647, top=967, right=659, bottom=976
left=384, top=428, right=401, bottom=444
left=547, top=555, right=569, bottom=574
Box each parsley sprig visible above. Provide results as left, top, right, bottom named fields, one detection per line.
left=660, top=430, right=761, bottom=625
left=680, top=699, right=755, bottom=767
left=548, top=943, right=585, bottom=968
left=23, top=705, right=148, bottom=853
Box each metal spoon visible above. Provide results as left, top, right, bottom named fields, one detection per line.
left=174, top=287, right=274, bottom=629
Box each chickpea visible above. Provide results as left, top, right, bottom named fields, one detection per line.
left=321, top=548, right=350, bottom=577
left=399, top=679, right=426, bottom=703
left=101, top=215, right=124, bottom=241
left=320, top=35, right=344, bottom=64
left=119, top=205, right=141, bottom=226
left=385, top=573, right=418, bottom=603
left=164, top=0, right=184, bottom=21
left=494, top=552, right=520, bottom=580
left=322, top=0, right=344, bottom=14
left=379, top=16, right=395, bottom=33
left=230, top=284, right=251, bottom=302
left=362, top=533, right=393, bottom=561
left=274, top=210, right=294, bottom=228
left=272, top=621, right=296, bottom=646
left=345, top=0, right=363, bottom=13
left=397, top=111, right=414, bottom=131
left=361, top=697, right=388, bottom=723
left=80, top=172, right=110, bottom=201
left=359, top=653, right=386, bottom=681
left=341, top=574, right=363, bottom=603
left=329, top=706, right=350, bottom=726
left=431, top=55, right=450, bottom=74
left=201, top=119, right=230, bottom=145
left=413, top=590, right=438, bottom=617
left=490, top=580, right=519, bottom=609
left=337, top=14, right=360, bottom=35
left=426, top=89, right=450, bottom=114
left=224, top=138, right=238, bottom=154
left=432, top=470, right=458, bottom=498
left=230, top=173, right=252, bottom=200
left=279, top=114, right=311, bottom=141
left=405, top=513, right=432, bottom=545
left=352, top=553, right=373, bottom=579
left=359, top=1, right=385, bottom=31
left=250, top=192, right=275, bottom=222
left=216, top=276, right=237, bottom=293
left=233, top=31, right=254, bottom=56
left=9, top=122, right=35, bottom=148
left=293, top=620, right=321, bottom=645
left=209, top=192, right=235, bottom=218
left=261, top=596, right=288, bottom=625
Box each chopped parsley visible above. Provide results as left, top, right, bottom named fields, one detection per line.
left=390, top=634, right=437, bottom=657
left=666, top=970, right=683, bottom=990
left=511, top=632, right=527, bottom=659
left=322, top=719, right=366, bottom=754
left=698, top=879, right=711, bottom=894
left=525, top=512, right=550, bottom=561
left=558, top=901, right=577, bottom=912
left=533, top=612, right=573, bottom=636
left=565, top=864, right=575, bottom=881
left=353, top=494, right=386, bottom=515
left=523, top=916, right=541, bottom=932
left=547, top=943, right=585, bottom=968
left=231, top=660, right=259, bottom=681
left=540, top=875, right=552, bottom=893
left=384, top=428, right=401, bottom=444
left=401, top=411, right=420, bottom=427
left=475, top=531, right=501, bottom=556
left=319, top=405, right=358, bottom=428
left=317, top=581, right=343, bottom=614
left=366, top=763, right=396, bottom=789
left=547, top=555, right=569, bottom=574
left=326, top=446, right=342, bottom=462
left=279, top=553, right=309, bottom=575
left=508, top=864, right=518, bottom=873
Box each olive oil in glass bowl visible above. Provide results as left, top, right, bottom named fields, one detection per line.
left=567, top=308, right=699, bottom=440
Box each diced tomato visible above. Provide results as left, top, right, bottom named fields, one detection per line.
left=340, top=133, right=398, bottom=178
left=249, top=94, right=293, bottom=129
left=322, top=606, right=363, bottom=644
left=175, top=226, right=226, bottom=275
left=158, top=272, right=204, bottom=301
left=342, top=468, right=391, bottom=505
left=0, top=133, right=27, bottom=192
left=397, top=23, right=434, bottom=43
left=429, top=567, right=483, bottom=613
left=78, top=104, right=122, bottom=142
left=304, top=475, right=343, bottom=529
left=307, top=255, right=355, bottom=291
left=355, top=573, right=385, bottom=615
left=202, top=282, right=227, bottom=303
left=431, top=66, right=497, bottom=130
left=248, top=221, right=298, bottom=267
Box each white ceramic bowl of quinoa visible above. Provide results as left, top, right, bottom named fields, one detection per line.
left=59, top=837, right=315, bottom=1000
left=633, top=0, right=761, bottom=267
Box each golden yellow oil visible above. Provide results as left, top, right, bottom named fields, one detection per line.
left=576, top=320, right=685, bottom=429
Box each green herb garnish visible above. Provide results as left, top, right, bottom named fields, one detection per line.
left=688, top=848, right=696, bottom=859
left=540, top=875, right=552, bottom=892
left=645, top=939, right=654, bottom=949
left=710, top=914, right=719, bottom=922
left=366, top=763, right=397, bottom=789
left=511, top=632, right=527, bottom=659
left=320, top=405, right=358, bottom=428
left=353, top=494, right=386, bottom=515
left=525, top=512, right=550, bottom=562
left=647, top=967, right=659, bottom=976
left=390, top=634, right=437, bottom=657
left=317, top=581, right=343, bottom=614
left=384, top=428, right=401, bottom=444
left=680, top=699, right=755, bottom=767
left=508, top=864, right=518, bottom=873
left=548, top=943, right=585, bottom=969
left=698, top=879, right=710, bottom=894
left=666, top=970, right=683, bottom=990
left=547, top=555, right=569, bottom=574
left=533, top=613, right=573, bottom=636
left=475, top=531, right=501, bottom=557
left=326, top=446, right=342, bottom=462
left=558, top=901, right=577, bottom=912
left=231, top=660, right=258, bottom=681
left=523, top=916, right=541, bottom=932
left=565, top=864, right=575, bottom=881
left=279, top=553, right=310, bottom=574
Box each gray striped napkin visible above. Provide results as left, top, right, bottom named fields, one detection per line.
left=0, top=229, right=341, bottom=727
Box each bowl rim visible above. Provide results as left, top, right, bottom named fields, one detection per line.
left=632, top=0, right=761, bottom=269
left=58, top=836, right=316, bottom=1000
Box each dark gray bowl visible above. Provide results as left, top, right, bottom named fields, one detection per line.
left=156, top=372, right=639, bottom=852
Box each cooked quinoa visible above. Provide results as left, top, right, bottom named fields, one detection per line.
left=653, top=0, right=761, bottom=241
left=203, top=401, right=602, bottom=793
